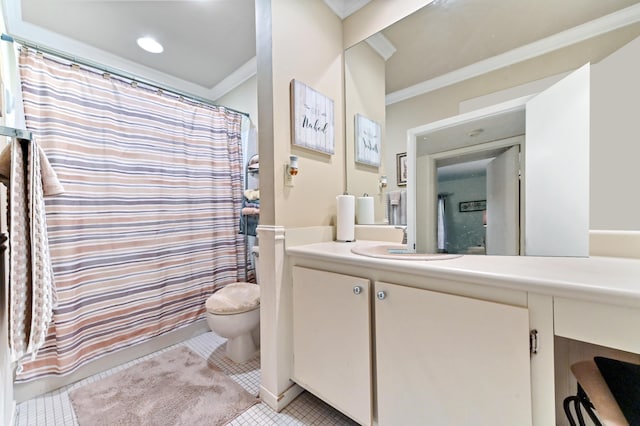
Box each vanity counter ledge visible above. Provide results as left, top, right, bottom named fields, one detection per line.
left=286, top=240, right=640, bottom=309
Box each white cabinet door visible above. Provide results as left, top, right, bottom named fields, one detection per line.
left=525, top=64, right=590, bottom=257
left=374, top=281, right=532, bottom=426
left=291, top=266, right=372, bottom=425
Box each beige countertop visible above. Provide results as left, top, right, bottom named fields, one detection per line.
left=286, top=240, right=640, bottom=309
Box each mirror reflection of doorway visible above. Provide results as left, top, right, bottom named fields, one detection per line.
left=436, top=145, right=520, bottom=255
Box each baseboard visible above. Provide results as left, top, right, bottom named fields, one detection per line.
left=260, top=383, right=304, bottom=412
left=589, top=230, right=640, bottom=259
left=14, top=319, right=209, bottom=402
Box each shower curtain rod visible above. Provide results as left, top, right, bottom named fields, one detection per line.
left=1, top=33, right=250, bottom=118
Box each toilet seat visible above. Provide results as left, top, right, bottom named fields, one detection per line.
left=206, top=282, right=260, bottom=315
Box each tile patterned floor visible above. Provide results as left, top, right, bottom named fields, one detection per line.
left=14, top=332, right=358, bottom=425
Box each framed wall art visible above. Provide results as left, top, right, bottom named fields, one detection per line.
left=459, top=200, right=487, bottom=212
left=290, top=79, right=334, bottom=155
left=396, top=152, right=407, bottom=186
left=355, top=113, right=381, bottom=166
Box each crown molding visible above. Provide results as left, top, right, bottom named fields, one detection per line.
left=209, top=56, right=257, bottom=101
left=365, top=32, right=396, bottom=61
left=386, top=2, right=640, bottom=105
left=323, top=0, right=371, bottom=20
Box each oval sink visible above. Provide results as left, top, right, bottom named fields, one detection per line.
left=351, top=244, right=462, bottom=261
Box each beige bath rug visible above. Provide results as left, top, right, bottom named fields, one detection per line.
left=69, top=346, right=259, bottom=425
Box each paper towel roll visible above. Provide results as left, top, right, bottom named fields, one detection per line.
left=356, top=196, right=374, bottom=225
left=336, top=194, right=355, bottom=242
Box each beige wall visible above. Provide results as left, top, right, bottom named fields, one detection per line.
left=345, top=42, right=386, bottom=223
left=385, top=23, right=640, bottom=230
left=215, top=75, right=258, bottom=128
left=254, top=0, right=436, bottom=228
left=343, top=0, right=433, bottom=49
left=259, top=0, right=344, bottom=227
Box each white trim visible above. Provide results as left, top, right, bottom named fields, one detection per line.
left=3, top=1, right=257, bottom=101
left=342, top=0, right=372, bottom=19
left=323, top=0, right=371, bottom=19
left=210, top=56, right=257, bottom=101
left=365, top=32, right=396, bottom=61
left=409, top=96, right=530, bottom=137
left=386, top=3, right=640, bottom=105
left=259, top=383, right=304, bottom=412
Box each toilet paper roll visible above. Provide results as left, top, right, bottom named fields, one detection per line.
left=356, top=196, right=375, bottom=225
left=336, top=194, right=355, bottom=242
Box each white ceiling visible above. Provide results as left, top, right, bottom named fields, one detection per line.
left=4, top=0, right=370, bottom=102
left=4, top=0, right=640, bottom=103
left=6, top=0, right=257, bottom=101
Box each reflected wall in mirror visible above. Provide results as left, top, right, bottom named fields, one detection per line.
left=436, top=146, right=520, bottom=256
left=344, top=0, right=640, bottom=240
left=344, top=40, right=387, bottom=223
left=410, top=100, right=527, bottom=255
left=437, top=163, right=489, bottom=256
left=409, top=62, right=601, bottom=257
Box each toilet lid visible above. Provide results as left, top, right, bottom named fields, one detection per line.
left=206, top=282, right=260, bottom=314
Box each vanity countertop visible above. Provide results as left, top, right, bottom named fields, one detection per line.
left=286, top=240, right=640, bottom=309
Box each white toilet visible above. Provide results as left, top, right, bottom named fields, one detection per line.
left=205, top=247, right=260, bottom=363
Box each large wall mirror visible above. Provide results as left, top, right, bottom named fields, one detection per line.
left=344, top=0, right=640, bottom=252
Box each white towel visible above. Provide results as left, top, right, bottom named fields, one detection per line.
left=0, top=142, right=64, bottom=197
left=1, top=138, right=63, bottom=363
left=386, top=190, right=406, bottom=225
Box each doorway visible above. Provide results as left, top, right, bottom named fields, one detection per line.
left=435, top=143, right=521, bottom=255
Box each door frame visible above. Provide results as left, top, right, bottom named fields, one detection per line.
left=416, top=136, right=524, bottom=254
left=407, top=96, right=531, bottom=254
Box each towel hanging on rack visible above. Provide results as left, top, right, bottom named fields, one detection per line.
left=0, top=137, right=64, bottom=364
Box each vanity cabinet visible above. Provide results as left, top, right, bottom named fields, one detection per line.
left=374, top=281, right=532, bottom=425
left=292, top=266, right=533, bottom=425
left=291, top=266, right=373, bottom=425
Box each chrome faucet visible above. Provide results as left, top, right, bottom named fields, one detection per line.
left=395, top=226, right=407, bottom=244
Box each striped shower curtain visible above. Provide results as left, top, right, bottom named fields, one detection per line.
left=15, top=49, right=246, bottom=381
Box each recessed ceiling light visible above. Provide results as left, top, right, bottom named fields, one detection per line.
left=137, top=37, right=164, bottom=54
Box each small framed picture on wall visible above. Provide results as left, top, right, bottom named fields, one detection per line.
left=355, top=113, right=381, bottom=166
left=396, top=152, right=407, bottom=186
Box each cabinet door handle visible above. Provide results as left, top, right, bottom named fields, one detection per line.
left=353, top=286, right=362, bottom=295
left=377, top=291, right=386, bottom=300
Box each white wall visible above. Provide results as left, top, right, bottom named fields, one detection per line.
left=591, top=35, right=640, bottom=231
